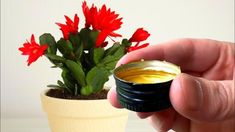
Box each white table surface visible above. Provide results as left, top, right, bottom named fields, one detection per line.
left=1, top=113, right=175, bottom=132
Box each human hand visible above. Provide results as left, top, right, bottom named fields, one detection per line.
left=108, top=39, right=235, bottom=132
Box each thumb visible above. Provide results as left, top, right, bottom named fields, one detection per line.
left=170, top=73, right=234, bottom=122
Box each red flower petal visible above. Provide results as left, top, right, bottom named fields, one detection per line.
left=65, top=15, right=74, bottom=26
left=96, top=30, right=109, bottom=47
left=127, top=43, right=149, bottom=52
left=30, top=34, right=36, bottom=44
left=82, top=1, right=98, bottom=28
left=109, top=32, right=122, bottom=37
left=129, top=28, right=150, bottom=42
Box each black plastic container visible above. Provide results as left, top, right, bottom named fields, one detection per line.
left=114, top=60, right=181, bottom=112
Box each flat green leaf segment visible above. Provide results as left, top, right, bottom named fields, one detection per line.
left=86, top=67, right=109, bottom=93
left=39, top=33, right=57, bottom=55
left=65, top=60, right=86, bottom=87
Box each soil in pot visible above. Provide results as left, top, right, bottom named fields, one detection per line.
left=46, top=89, right=108, bottom=100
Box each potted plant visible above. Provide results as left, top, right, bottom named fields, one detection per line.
left=18, top=1, right=150, bottom=132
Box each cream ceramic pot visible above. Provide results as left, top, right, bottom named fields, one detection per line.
left=41, top=89, right=129, bottom=132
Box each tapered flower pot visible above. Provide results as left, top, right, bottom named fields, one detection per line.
left=41, top=89, right=129, bottom=132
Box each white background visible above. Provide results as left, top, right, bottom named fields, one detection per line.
left=1, top=0, right=234, bottom=123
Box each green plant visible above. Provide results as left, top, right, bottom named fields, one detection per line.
left=19, top=1, right=150, bottom=96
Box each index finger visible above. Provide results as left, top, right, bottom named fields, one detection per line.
left=117, top=39, right=223, bottom=73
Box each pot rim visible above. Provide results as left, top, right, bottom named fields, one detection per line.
left=41, top=89, right=129, bottom=118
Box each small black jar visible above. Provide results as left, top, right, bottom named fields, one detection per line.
left=114, top=60, right=181, bottom=112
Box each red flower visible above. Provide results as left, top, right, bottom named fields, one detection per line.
left=127, top=43, right=149, bottom=52
left=56, top=14, right=79, bottom=40
left=127, top=28, right=150, bottom=52
left=129, top=28, right=150, bottom=42
left=19, top=34, right=48, bottom=66
left=82, top=1, right=122, bottom=47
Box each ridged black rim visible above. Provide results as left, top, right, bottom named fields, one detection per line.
left=115, top=78, right=172, bottom=112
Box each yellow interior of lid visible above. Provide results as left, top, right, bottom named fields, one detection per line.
left=115, top=61, right=181, bottom=84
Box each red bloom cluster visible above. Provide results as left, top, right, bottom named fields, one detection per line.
left=19, top=1, right=151, bottom=66
left=82, top=1, right=122, bottom=47
left=19, top=35, right=48, bottom=66
left=127, top=28, right=150, bottom=52
left=56, top=14, right=79, bottom=40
